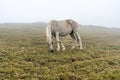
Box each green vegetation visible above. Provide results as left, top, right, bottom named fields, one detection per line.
left=0, top=23, right=120, bottom=80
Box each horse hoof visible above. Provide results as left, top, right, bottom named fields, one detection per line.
left=57, top=48, right=60, bottom=51
left=62, top=48, right=66, bottom=50
left=71, top=46, right=75, bottom=49
left=80, top=47, right=83, bottom=50
left=50, top=50, right=54, bottom=52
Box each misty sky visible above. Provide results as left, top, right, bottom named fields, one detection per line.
left=0, top=0, right=120, bottom=28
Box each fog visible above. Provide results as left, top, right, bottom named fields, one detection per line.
left=0, top=0, right=120, bottom=28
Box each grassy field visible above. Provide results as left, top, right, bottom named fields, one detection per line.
left=0, top=23, right=120, bottom=80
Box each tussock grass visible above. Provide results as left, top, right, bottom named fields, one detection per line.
left=0, top=24, right=120, bottom=80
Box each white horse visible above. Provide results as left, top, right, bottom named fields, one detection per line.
left=46, top=19, right=83, bottom=52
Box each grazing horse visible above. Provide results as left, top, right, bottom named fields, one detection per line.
left=46, top=19, right=83, bottom=52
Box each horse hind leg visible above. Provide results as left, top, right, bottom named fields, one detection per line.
left=74, top=32, right=83, bottom=50
left=70, top=32, right=77, bottom=49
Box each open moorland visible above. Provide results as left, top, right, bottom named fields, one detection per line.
left=0, top=23, right=120, bottom=80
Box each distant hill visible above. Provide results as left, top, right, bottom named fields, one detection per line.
left=0, top=23, right=120, bottom=35
left=0, top=22, right=47, bottom=28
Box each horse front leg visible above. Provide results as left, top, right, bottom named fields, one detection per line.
left=56, top=32, right=61, bottom=51
left=60, top=40, right=66, bottom=50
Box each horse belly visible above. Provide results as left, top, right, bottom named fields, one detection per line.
left=59, top=28, right=72, bottom=36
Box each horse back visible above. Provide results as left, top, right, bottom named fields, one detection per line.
left=48, top=19, right=79, bottom=35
